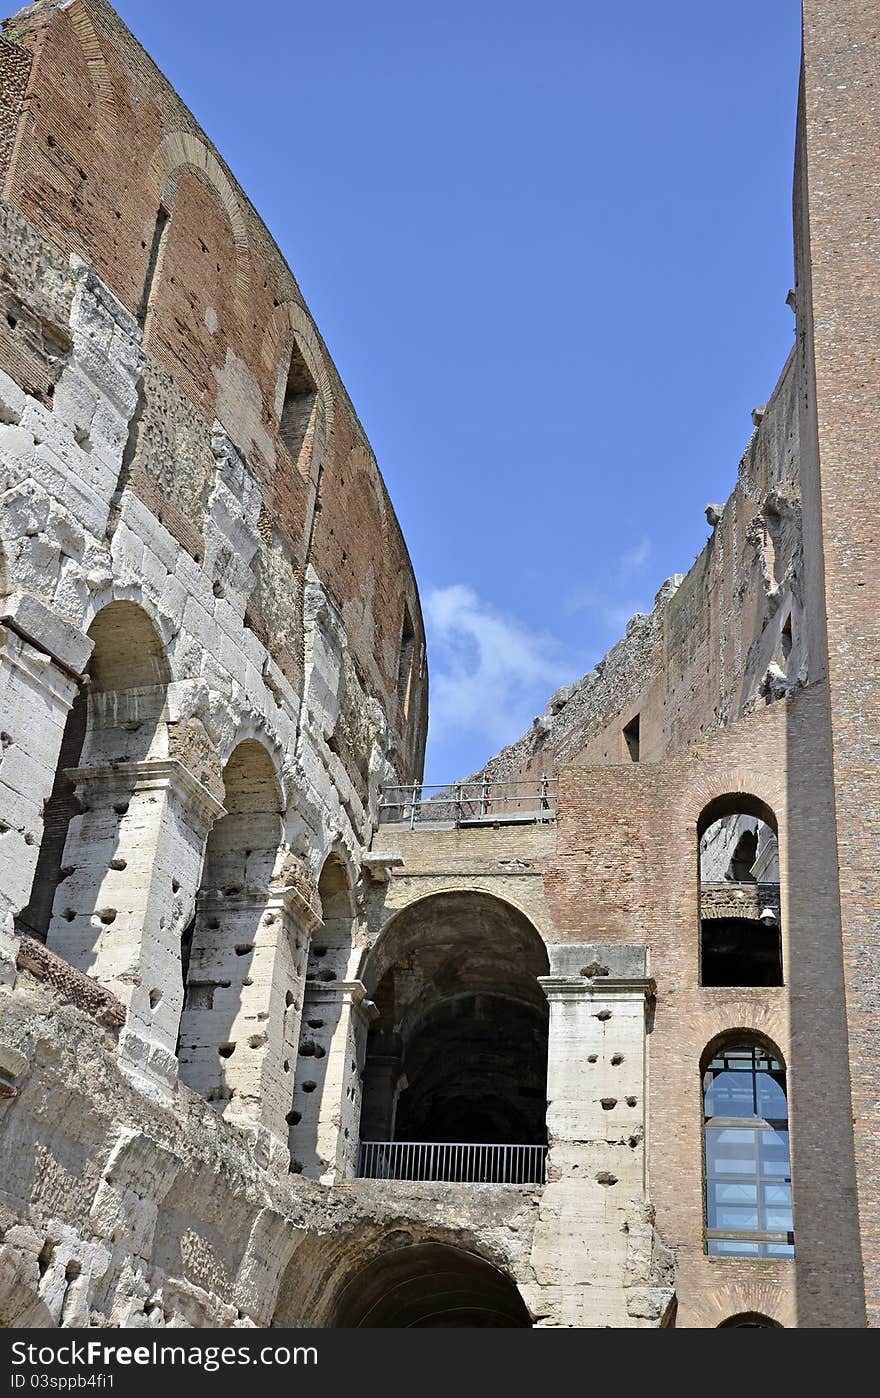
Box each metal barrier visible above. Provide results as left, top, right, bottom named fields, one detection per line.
left=378, top=779, right=557, bottom=829
left=356, top=1140, right=547, bottom=1185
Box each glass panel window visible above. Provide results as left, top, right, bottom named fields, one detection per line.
left=703, top=1043, right=794, bottom=1258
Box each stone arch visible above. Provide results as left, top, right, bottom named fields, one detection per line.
left=700, top=1027, right=787, bottom=1075
left=697, top=791, right=779, bottom=842
left=687, top=1276, right=794, bottom=1329
left=178, top=738, right=287, bottom=1120
left=288, top=847, right=359, bottom=1177
left=146, top=132, right=250, bottom=297
left=357, top=890, right=550, bottom=1173
left=21, top=601, right=170, bottom=943
left=331, top=1241, right=532, bottom=1328
left=717, top=1312, right=783, bottom=1328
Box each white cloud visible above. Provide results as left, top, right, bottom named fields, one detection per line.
left=564, top=535, right=653, bottom=631
left=618, top=534, right=651, bottom=577
left=564, top=585, right=649, bottom=633
left=425, top=584, right=571, bottom=752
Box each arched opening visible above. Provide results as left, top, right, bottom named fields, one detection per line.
left=718, top=1312, right=783, bottom=1328
left=332, top=1242, right=532, bottom=1328
left=288, top=852, right=357, bottom=1177
left=178, top=740, right=284, bottom=1118
left=702, top=1036, right=794, bottom=1259
left=29, top=602, right=170, bottom=956
left=698, top=796, right=782, bottom=987
left=357, top=892, right=549, bottom=1184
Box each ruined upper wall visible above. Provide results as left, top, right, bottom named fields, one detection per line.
left=472, top=343, right=804, bottom=788
left=0, top=0, right=427, bottom=784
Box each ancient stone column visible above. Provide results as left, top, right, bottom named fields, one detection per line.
left=289, top=978, right=377, bottom=1182
left=529, top=945, right=673, bottom=1328
left=359, top=1050, right=406, bottom=1142
left=0, top=595, right=91, bottom=984
left=45, top=758, right=224, bottom=1094
left=178, top=882, right=319, bottom=1145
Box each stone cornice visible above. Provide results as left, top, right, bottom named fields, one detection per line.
left=538, top=975, right=656, bottom=1001
left=67, top=759, right=226, bottom=825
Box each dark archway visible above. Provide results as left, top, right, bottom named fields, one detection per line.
left=332, top=1242, right=532, bottom=1328
left=718, top=1312, right=783, bottom=1328
left=358, top=892, right=549, bottom=1177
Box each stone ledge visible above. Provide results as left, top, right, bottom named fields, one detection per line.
left=15, top=934, right=126, bottom=1032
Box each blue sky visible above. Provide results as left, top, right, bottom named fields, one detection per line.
left=114, top=0, right=802, bottom=784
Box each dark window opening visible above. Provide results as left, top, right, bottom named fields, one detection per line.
left=622, top=713, right=640, bottom=762
left=701, top=918, right=783, bottom=987
left=138, top=207, right=170, bottom=327
left=397, top=606, right=416, bottom=723
left=703, top=1043, right=794, bottom=1259
left=781, top=613, right=793, bottom=665
left=331, top=1243, right=532, bottom=1329
left=279, top=340, right=318, bottom=470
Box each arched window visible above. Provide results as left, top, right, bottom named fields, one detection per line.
left=703, top=1041, right=794, bottom=1258
left=698, top=797, right=782, bottom=987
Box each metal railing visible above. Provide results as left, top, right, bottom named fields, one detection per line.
left=378, top=779, right=558, bottom=829
left=356, top=1141, right=547, bottom=1185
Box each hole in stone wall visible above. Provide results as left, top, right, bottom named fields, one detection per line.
left=279, top=338, right=318, bottom=472
left=138, top=206, right=171, bottom=327
left=218, top=1043, right=236, bottom=1058
left=397, top=605, right=417, bottom=724
left=622, top=713, right=640, bottom=762
left=781, top=613, right=793, bottom=664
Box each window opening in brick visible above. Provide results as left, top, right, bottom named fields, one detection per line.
left=138, top=207, right=170, bottom=327
left=397, top=606, right=416, bottom=723
left=703, top=1043, right=794, bottom=1259
left=622, top=713, right=640, bottom=762
left=698, top=801, right=781, bottom=987
left=279, top=339, right=318, bottom=471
